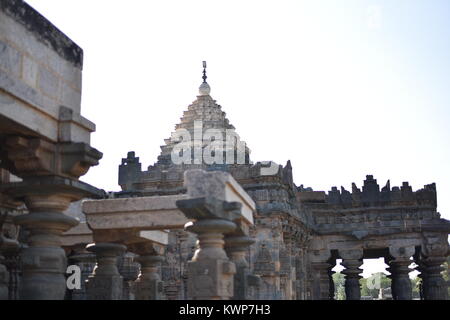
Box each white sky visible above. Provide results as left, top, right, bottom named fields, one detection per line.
left=25, top=0, right=450, bottom=277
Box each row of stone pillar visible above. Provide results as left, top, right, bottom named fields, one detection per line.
left=79, top=236, right=255, bottom=300
left=311, top=247, right=448, bottom=300
left=75, top=201, right=257, bottom=300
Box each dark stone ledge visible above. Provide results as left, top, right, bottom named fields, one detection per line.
left=0, top=0, right=83, bottom=69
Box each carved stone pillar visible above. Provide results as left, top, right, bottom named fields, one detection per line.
left=69, top=251, right=96, bottom=300
left=309, top=249, right=332, bottom=300
left=419, top=234, right=449, bottom=300
left=225, top=235, right=254, bottom=300
left=185, top=217, right=236, bottom=300
left=135, top=255, right=164, bottom=300
left=118, top=252, right=140, bottom=300
left=421, top=256, right=448, bottom=300
left=0, top=199, right=21, bottom=300
left=129, top=241, right=166, bottom=300
left=387, top=246, right=414, bottom=300
left=85, top=243, right=126, bottom=300
left=0, top=243, right=7, bottom=300
left=340, top=249, right=363, bottom=300
left=177, top=198, right=237, bottom=300
left=0, top=136, right=102, bottom=300
left=328, top=262, right=336, bottom=300
left=3, top=181, right=87, bottom=299
left=295, top=245, right=309, bottom=300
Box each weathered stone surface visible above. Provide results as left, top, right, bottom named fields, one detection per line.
left=183, top=169, right=255, bottom=225
left=85, top=243, right=126, bottom=300
left=83, top=194, right=189, bottom=230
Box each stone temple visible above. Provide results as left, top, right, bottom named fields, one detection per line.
left=0, top=0, right=449, bottom=300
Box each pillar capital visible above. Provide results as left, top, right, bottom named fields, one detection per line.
left=339, top=248, right=363, bottom=261
left=1, top=136, right=102, bottom=180
left=389, top=246, right=415, bottom=260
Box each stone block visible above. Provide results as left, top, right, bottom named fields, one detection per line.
left=21, top=55, right=38, bottom=88
left=187, top=259, right=235, bottom=299
left=139, top=230, right=169, bottom=246
left=38, top=66, right=59, bottom=99
left=59, top=82, right=81, bottom=112
left=86, top=275, right=123, bottom=300
left=0, top=39, right=21, bottom=78
left=83, top=194, right=190, bottom=231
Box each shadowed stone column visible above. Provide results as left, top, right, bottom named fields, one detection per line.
left=69, top=251, right=96, bottom=300
left=118, top=252, right=140, bottom=300
left=328, top=261, right=336, bottom=300
left=421, top=256, right=448, bottom=300
left=128, top=241, right=166, bottom=300
left=0, top=136, right=102, bottom=300
left=135, top=255, right=164, bottom=300
left=0, top=238, right=7, bottom=300
left=225, top=235, right=254, bottom=300
left=85, top=242, right=126, bottom=300
left=387, top=246, right=414, bottom=300
left=341, top=249, right=363, bottom=300
left=309, top=249, right=332, bottom=300
left=177, top=198, right=237, bottom=300
left=1, top=178, right=99, bottom=299
left=419, top=235, right=449, bottom=300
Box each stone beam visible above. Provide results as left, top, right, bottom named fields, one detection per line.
left=83, top=194, right=189, bottom=231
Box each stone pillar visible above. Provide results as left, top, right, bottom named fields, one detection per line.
left=85, top=243, right=126, bottom=300
left=6, top=182, right=84, bottom=299
left=118, top=252, right=140, bottom=300
left=311, top=262, right=333, bottom=300
left=185, top=217, right=236, bottom=300
left=0, top=242, right=8, bottom=300
left=419, top=234, right=449, bottom=300
left=309, top=249, right=332, bottom=300
left=295, top=245, right=309, bottom=300
left=328, top=262, right=336, bottom=300
left=135, top=255, right=165, bottom=300
left=177, top=198, right=237, bottom=300
left=128, top=241, right=166, bottom=300
left=69, top=251, right=96, bottom=300
left=421, top=256, right=448, bottom=300
left=387, top=246, right=414, bottom=300
left=225, top=235, right=254, bottom=300
left=340, top=249, right=363, bottom=300
left=1, top=200, right=21, bottom=300
left=0, top=136, right=102, bottom=300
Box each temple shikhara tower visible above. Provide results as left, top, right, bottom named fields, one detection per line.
left=0, top=0, right=449, bottom=301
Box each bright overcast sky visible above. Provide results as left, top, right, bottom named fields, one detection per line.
left=26, top=0, right=450, bottom=277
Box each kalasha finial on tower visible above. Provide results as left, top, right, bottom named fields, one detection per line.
left=202, top=61, right=207, bottom=83
left=199, top=61, right=211, bottom=96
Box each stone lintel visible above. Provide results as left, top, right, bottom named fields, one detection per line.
left=61, top=221, right=92, bottom=247
left=83, top=194, right=189, bottom=231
